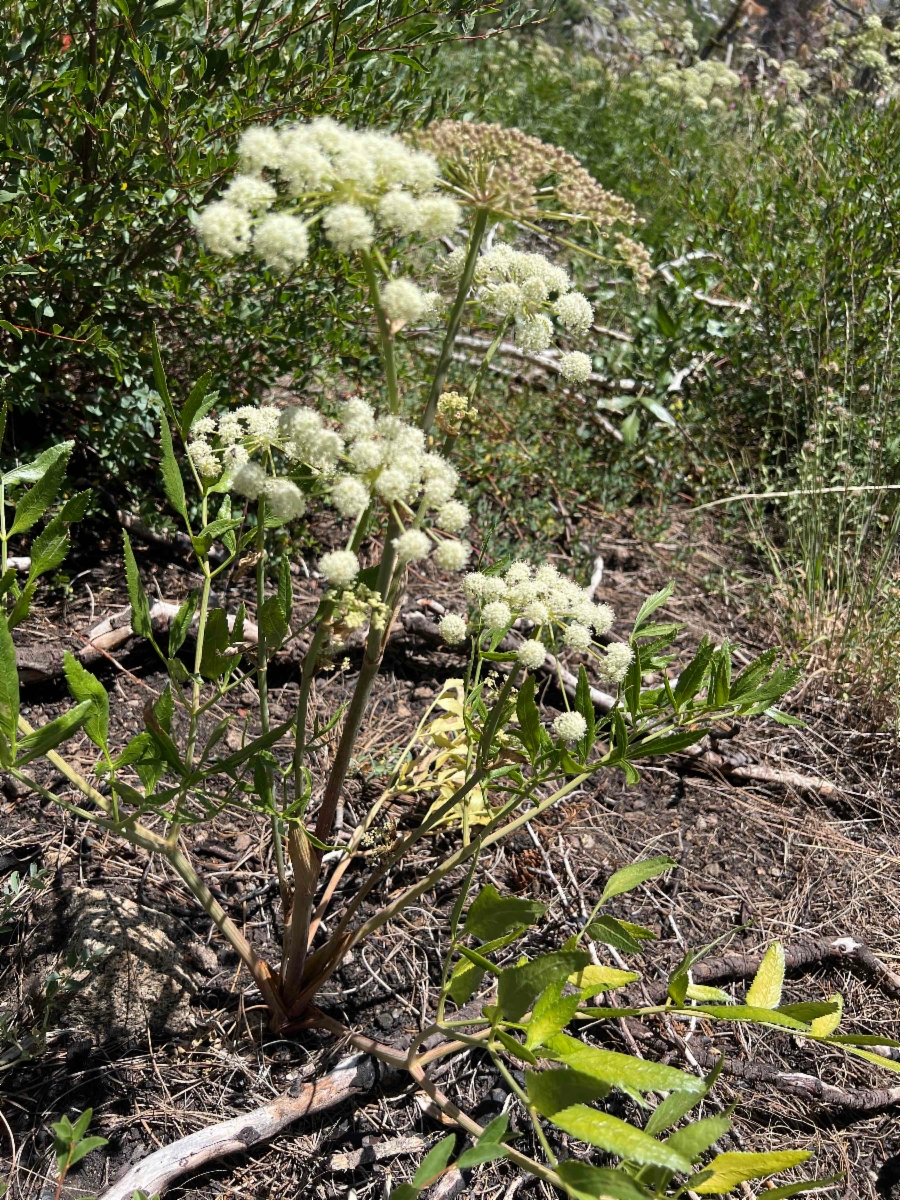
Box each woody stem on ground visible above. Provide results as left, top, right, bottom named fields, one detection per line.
left=422, top=206, right=489, bottom=432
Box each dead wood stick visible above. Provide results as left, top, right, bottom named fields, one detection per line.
left=98, top=1054, right=373, bottom=1200
left=683, top=742, right=838, bottom=797
left=642, top=935, right=900, bottom=1004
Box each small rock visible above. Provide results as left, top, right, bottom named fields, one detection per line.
left=696, top=815, right=708, bottom=832
left=707, top=861, right=722, bottom=877
left=581, top=833, right=595, bottom=849
left=376, top=1012, right=395, bottom=1031
left=631, top=798, right=646, bottom=811
left=412, top=686, right=434, bottom=699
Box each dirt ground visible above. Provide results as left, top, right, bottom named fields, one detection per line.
left=2, top=512, right=900, bottom=1200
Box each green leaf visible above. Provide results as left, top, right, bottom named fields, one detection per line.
left=644, top=1059, right=723, bottom=1137
left=180, top=372, right=215, bottom=438
left=674, top=638, right=714, bottom=706
left=278, top=553, right=293, bottom=624
left=498, top=951, right=591, bottom=1021
left=525, top=981, right=583, bottom=1049
left=620, top=409, right=640, bottom=445
left=158, top=411, right=187, bottom=519
left=151, top=327, right=177, bottom=425
left=555, top=1160, right=652, bottom=1200
left=633, top=583, right=675, bottom=633
left=456, top=1142, right=508, bottom=1169
left=763, top=1173, right=842, bottom=1199
left=599, top=856, right=675, bottom=905
left=168, top=591, right=198, bottom=656
left=123, top=532, right=153, bottom=641
left=495, top=1029, right=537, bottom=1063
left=199, top=608, right=232, bottom=679
left=62, top=652, right=109, bottom=748
left=3, top=441, right=73, bottom=486
left=685, top=1005, right=809, bottom=1030
left=464, top=885, right=548, bottom=941
left=587, top=916, right=657, bottom=955
left=685, top=983, right=732, bottom=1002
left=628, top=729, right=705, bottom=759
left=545, top=1034, right=705, bottom=1096
left=0, top=569, right=16, bottom=599
left=28, top=513, right=70, bottom=579
left=568, top=964, right=639, bottom=994
left=412, top=1134, right=456, bottom=1188
left=665, top=1114, right=732, bottom=1163
left=550, top=1105, right=692, bottom=1172
left=447, top=930, right=521, bottom=1004
left=729, top=648, right=778, bottom=700
left=655, top=298, right=677, bottom=338
left=516, top=673, right=542, bottom=758
left=10, top=450, right=70, bottom=535
left=260, top=595, right=288, bottom=651
left=691, top=1150, right=811, bottom=1194
left=745, top=942, right=785, bottom=1008
left=575, top=665, right=596, bottom=754
left=0, top=612, right=19, bottom=749
left=776, top=1001, right=840, bottom=1023
left=526, top=1067, right=610, bottom=1116
left=478, top=1113, right=510, bottom=1144
left=16, top=700, right=92, bottom=766
left=388, top=1186, right=420, bottom=1200
left=66, top=1135, right=107, bottom=1167
left=7, top=581, right=36, bottom=630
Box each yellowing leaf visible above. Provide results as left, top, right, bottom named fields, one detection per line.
left=685, top=983, right=731, bottom=1003
left=550, top=1105, right=691, bottom=1172
left=810, top=993, right=842, bottom=1036
left=693, top=1149, right=811, bottom=1194
left=746, top=942, right=785, bottom=1009
left=569, top=965, right=640, bottom=994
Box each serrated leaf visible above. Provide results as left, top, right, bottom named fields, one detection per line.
left=550, top=1105, right=692, bottom=1171
left=599, top=856, right=675, bottom=905
left=587, top=916, right=657, bottom=955
left=628, top=729, right=705, bottom=759
left=62, top=652, right=109, bottom=748
left=10, top=451, right=69, bottom=535
left=691, top=1150, right=811, bottom=1194
left=199, top=608, right=232, bottom=679
left=776, top=1001, right=840, bottom=1023
left=745, top=942, right=785, bottom=1009
left=569, top=965, right=639, bottom=994
left=575, top=664, right=595, bottom=754
left=180, top=372, right=215, bottom=437
left=685, top=983, right=731, bottom=1002
left=555, top=1160, right=652, bottom=1200
left=496, top=1029, right=537, bottom=1063
left=498, top=952, right=591, bottom=1022
left=686, top=1004, right=809, bottom=1030
left=545, top=1034, right=704, bottom=1095
left=7, top=580, right=36, bottom=630
left=168, top=591, right=198, bottom=656
left=674, top=638, right=714, bottom=706
left=15, top=700, right=92, bottom=766
left=464, top=885, right=548, bottom=941
left=3, top=440, right=73, bottom=486
left=260, top=595, right=288, bottom=651
left=526, top=1067, right=610, bottom=1116
left=28, top=513, right=70, bottom=579
left=526, top=981, right=583, bottom=1049
left=633, top=583, right=675, bottom=632
left=665, top=1114, right=731, bottom=1163
left=151, top=327, right=177, bottom=424
left=644, top=1059, right=723, bottom=1137
left=516, top=672, right=542, bottom=758
left=412, top=1134, right=456, bottom=1188
left=123, top=532, right=153, bottom=641
left=0, top=612, right=18, bottom=746
left=158, top=411, right=187, bottom=519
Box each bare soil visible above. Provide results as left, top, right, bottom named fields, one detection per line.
left=2, top=513, right=900, bottom=1200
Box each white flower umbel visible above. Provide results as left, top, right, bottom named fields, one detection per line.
left=320, top=549, right=360, bottom=588
left=323, top=203, right=375, bottom=253
left=329, top=475, right=371, bottom=517
left=516, top=313, right=553, bottom=353
left=553, top=292, right=594, bottom=333
left=517, top=639, right=547, bottom=670
left=224, top=175, right=277, bottom=212
left=238, top=125, right=282, bottom=173
left=415, top=196, right=461, bottom=237
left=377, top=190, right=422, bottom=235
left=553, top=711, right=587, bottom=743
left=253, top=213, right=310, bottom=272
left=482, top=600, right=512, bottom=630
left=232, top=461, right=267, bottom=499
left=439, top=613, right=468, bottom=645
left=381, top=278, right=428, bottom=324
left=563, top=622, right=593, bottom=651
left=436, top=500, right=470, bottom=533
left=339, top=397, right=376, bottom=439
left=187, top=440, right=220, bottom=479
left=394, top=528, right=431, bottom=563
left=264, top=478, right=306, bottom=522
left=433, top=540, right=470, bottom=572
left=597, top=642, right=634, bottom=684
left=198, top=201, right=252, bottom=257
left=592, top=604, right=615, bottom=636
left=559, top=351, right=592, bottom=383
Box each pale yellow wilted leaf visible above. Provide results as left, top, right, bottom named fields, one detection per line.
left=569, top=964, right=639, bottom=993
left=810, top=993, right=843, bottom=1036
left=746, top=941, right=785, bottom=1009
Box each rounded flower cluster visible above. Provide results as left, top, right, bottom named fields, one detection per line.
left=198, top=118, right=461, bottom=270
left=469, top=245, right=594, bottom=358
left=553, top=711, right=588, bottom=743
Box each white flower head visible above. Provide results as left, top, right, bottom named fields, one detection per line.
left=198, top=201, right=251, bottom=257
left=323, top=203, right=375, bottom=253
left=264, top=477, right=306, bottom=522
left=439, top=613, right=468, bottom=645
left=559, top=351, right=592, bottom=383
left=437, top=500, right=470, bottom=534
left=554, top=292, right=594, bottom=332
left=377, top=190, right=422, bottom=236
left=516, top=313, right=553, bottom=353
left=381, top=278, right=428, bottom=324
left=279, top=127, right=332, bottom=193
left=232, top=460, right=267, bottom=499
left=505, top=561, right=533, bottom=586
left=553, top=711, right=587, bottom=743
left=224, top=175, right=277, bottom=212
left=330, top=474, right=371, bottom=517
left=238, top=125, right=282, bottom=173
left=598, top=641, right=634, bottom=684
left=349, top=438, right=384, bottom=474
left=415, top=196, right=461, bottom=238
left=482, top=600, right=512, bottom=630
left=433, top=540, right=470, bottom=572
left=517, top=639, right=546, bottom=670
left=394, top=528, right=431, bottom=563
left=339, top=396, right=375, bottom=439
left=253, top=213, right=309, bottom=272
left=523, top=600, right=550, bottom=625
left=237, top=405, right=281, bottom=446
left=188, top=440, right=220, bottom=479
left=591, top=603, right=616, bottom=636
left=319, top=549, right=359, bottom=588
left=463, top=571, right=488, bottom=598
left=563, top=622, right=593, bottom=652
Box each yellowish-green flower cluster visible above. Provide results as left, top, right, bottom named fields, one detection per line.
left=198, top=118, right=461, bottom=269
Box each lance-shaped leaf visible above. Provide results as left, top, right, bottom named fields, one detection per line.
left=16, top=700, right=92, bottom=766
left=63, top=653, right=109, bottom=749
left=599, top=856, right=675, bottom=905
left=10, top=450, right=70, bottom=535
left=691, top=1150, right=811, bottom=1194
left=158, top=410, right=187, bottom=520
left=3, top=440, right=73, bottom=487
left=545, top=1033, right=704, bottom=1096
left=745, top=942, right=785, bottom=1009
left=664, top=1114, right=732, bottom=1163
left=525, top=981, right=583, bottom=1050
left=555, top=1160, right=652, bottom=1200
left=0, top=611, right=19, bottom=749
left=549, top=1105, right=692, bottom=1172
left=526, top=1067, right=610, bottom=1116
left=123, top=531, right=153, bottom=641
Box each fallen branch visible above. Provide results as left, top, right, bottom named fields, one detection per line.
left=685, top=742, right=838, bottom=796
left=99, top=1053, right=373, bottom=1200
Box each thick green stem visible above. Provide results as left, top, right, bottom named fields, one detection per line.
left=422, top=207, right=489, bottom=432
left=361, top=250, right=399, bottom=414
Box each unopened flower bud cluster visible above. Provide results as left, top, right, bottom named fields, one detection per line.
left=198, top=118, right=462, bottom=270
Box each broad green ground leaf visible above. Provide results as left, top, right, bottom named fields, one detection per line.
left=16, top=701, right=92, bottom=766
left=809, top=994, right=842, bottom=1036
left=63, top=652, right=109, bottom=749
left=498, top=952, right=591, bottom=1022
left=526, top=1067, right=610, bottom=1115
left=550, top=1105, right=692, bottom=1172
left=545, top=1034, right=704, bottom=1095
left=599, top=856, right=675, bottom=905
left=569, top=965, right=639, bottom=994
left=412, top=1134, right=456, bottom=1188
left=665, top=1114, right=732, bottom=1162
left=692, top=1150, right=811, bottom=1194
left=745, top=942, right=785, bottom=1008
left=555, top=1159, right=653, bottom=1200
left=464, top=885, right=547, bottom=941
left=587, top=916, right=657, bottom=954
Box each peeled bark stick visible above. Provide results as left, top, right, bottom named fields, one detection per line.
left=99, top=1054, right=372, bottom=1200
